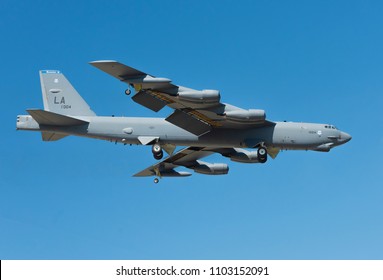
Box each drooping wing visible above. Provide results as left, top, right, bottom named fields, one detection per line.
left=133, top=146, right=276, bottom=177
left=133, top=147, right=214, bottom=177
left=90, top=60, right=273, bottom=136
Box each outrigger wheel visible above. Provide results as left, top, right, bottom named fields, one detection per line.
left=154, top=178, right=159, bottom=184
left=257, top=146, right=268, bottom=163
left=125, top=89, right=131, bottom=95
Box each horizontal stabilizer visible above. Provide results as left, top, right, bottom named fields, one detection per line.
left=27, top=109, right=89, bottom=126
left=41, top=132, right=68, bottom=141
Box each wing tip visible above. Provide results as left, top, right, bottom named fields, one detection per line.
left=40, top=70, right=62, bottom=74
left=89, top=60, right=118, bottom=65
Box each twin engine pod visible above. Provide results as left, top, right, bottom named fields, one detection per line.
left=229, top=150, right=260, bottom=163
left=225, top=109, right=266, bottom=123
left=177, top=89, right=265, bottom=123
left=178, top=89, right=220, bottom=104
left=192, top=161, right=229, bottom=175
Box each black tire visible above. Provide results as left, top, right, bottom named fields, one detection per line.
left=154, top=178, right=159, bottom=184
left=125, top=89, right=131, bottom=95
left=154, top=150, right=163, bottom=160
left=259, top=156, right=267, bottom=163
left=257, top=147, right=267, bottom=163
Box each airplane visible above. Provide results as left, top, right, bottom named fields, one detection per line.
left=16, top=60, right=352, bottom=183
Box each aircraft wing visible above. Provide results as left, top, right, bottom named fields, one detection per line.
left=133, top=146, right=272, bottom=178
left=90, top=60, right=274, bottom=136
left=133, top=146, right=214, bottom=177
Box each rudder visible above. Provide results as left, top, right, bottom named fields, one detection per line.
left=40, top=70, right=96, bottom=116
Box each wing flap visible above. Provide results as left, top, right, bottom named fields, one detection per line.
left=165, top=110, right=211, bottom=136
left=131, top=90, right=168, bottom=112
left=267, top=147, right=280, bottom=159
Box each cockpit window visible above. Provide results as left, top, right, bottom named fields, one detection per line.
left=325, top=125, right=338, bottom=130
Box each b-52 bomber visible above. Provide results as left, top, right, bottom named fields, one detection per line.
left=16, top=61, right=351, bottom=183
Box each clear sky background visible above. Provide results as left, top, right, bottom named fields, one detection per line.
left=1, top=0, right=382, bottom=259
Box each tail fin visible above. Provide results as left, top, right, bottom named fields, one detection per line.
left=40, top=70, right=96, bottom=116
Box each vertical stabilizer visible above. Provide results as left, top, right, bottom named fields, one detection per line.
left=40, top=70, right=96, bottom=116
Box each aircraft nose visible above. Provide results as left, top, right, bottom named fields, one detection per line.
left=340, top=132, right=352, bottom=143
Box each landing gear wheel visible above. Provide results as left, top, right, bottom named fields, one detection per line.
left=154, top=178, right=159, bottom=184
left=152, top=144, right=163, bottom=160
left=125, top=89, right=131, bottom=95
left=257, top=147, right=268, bottom=163
left=153, top=150, right=163, bottom=160
left=152, top=144, right=162, bottom=154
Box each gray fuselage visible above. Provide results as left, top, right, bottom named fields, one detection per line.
left=16, top=115, right=351, bottom=152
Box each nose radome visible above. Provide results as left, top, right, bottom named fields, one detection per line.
left=341, top=132, right=352, bottom=143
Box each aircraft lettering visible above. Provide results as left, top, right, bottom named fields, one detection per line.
left=54, top=96, right=65, bottom=104
left=61, top=105, right=72, bottom=109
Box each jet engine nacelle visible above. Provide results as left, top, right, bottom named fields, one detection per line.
left=178, top=89, right=220, bottom=104
left=230, top=151, right=260, bottom=163
left=193, top=162, right=229, bottom=175
left=225, top=109, right=266, bottom=123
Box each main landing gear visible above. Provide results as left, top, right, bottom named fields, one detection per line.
left=257, top=146, right=268, bottom=163
left=152, top=143, right=163, bottom=160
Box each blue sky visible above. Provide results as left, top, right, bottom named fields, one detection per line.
left=1, top=0, right=382, bottom=259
